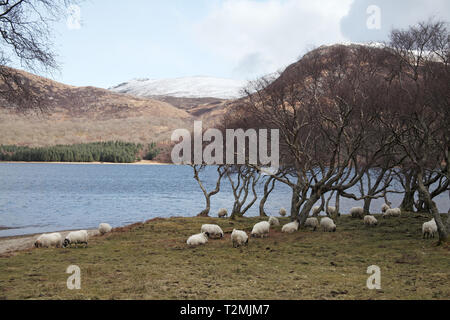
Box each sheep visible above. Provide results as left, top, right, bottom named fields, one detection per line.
left=364, top=215, right=378, bottom=226
left=422, top=219, right=438, bottom=239
left=381, top=203, right=391, bottom=213
left=231, top=229, right=249, bottom=248
left=251, top=221, right=270, bottom=238
left=63, top=230, right=89, bottom=248
left=327, top=206, right=337, bottom=216
left=383, top=208, right=401, bottom=218
left=201, top=224, right=224, bottom=239
left=279, top=208, right=287, bottom=217
left=268, top=216, right=280, bottom=226
left=98, top=223, right=112, bottom=235
left=320, top=217, right=337, bottom=232
left=312, top=206, right=322, bottom=216
left=218, top=208, right=228, bottom=218
left=305, top=217, right=319, bottom=231
left=282, top=220, right=299, bottom=234
left=34, top=233, right=62, bottom=248
left=187, top=232, right=209, bottom=246
left=350, top=207, right=364, bottom=219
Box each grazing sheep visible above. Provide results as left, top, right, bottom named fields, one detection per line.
left=350, top=207, right=365, bottom=219
left=381, top=203, right=391, bottom=213
left=305, top=217, right=319, bottom=231
left=364, top=215, right=378, bottom=226
left=268, top=216, right=280, bottom=226
left=218, top=208, right=228, bottom=218
left=320, top=217, right=337, bottom=232
left=63, top=230, right=89, bottom=248
left=383, top=208, right=401, bottom=218
left=422, top=219, right=438, bottom=239
left=34, top=233, right=62, bottom=248
left=282, top=220, right=299, bottom=234
left=231, top=229, right=249, bottom=248
left=201, top=224, right=224, bottom=239
left=312, top=206, right=322, bottom=216
left=279, top=208, right=287, bottom=217
left=327, top=206, right=337, bottom=216
left=187, top=232, right=209, bottom=246
left=98, top=223, right=112, bottom=235
left=251, top=221, right=271, bottom=238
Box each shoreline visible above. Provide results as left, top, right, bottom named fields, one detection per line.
left=0, top=160, right=171, bottom=166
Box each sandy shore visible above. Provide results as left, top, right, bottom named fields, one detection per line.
left=0, top=160, right=171, bottom=165
left=0, top=229, right=99, bottom=255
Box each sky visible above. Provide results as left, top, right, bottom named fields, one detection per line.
left=48, top=0, right=450, bottom=88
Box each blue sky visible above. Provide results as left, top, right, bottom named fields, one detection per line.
left=50, top=0, right=450, bottom=88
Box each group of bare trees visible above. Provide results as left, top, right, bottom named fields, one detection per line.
left=191, top=20, right=449, bottom=244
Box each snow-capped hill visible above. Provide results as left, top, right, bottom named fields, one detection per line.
left=110, top=76, right=247, bottom=99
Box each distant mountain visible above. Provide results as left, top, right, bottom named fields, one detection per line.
left=110, top=76, right=247, bottom=99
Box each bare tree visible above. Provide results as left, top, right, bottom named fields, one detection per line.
left=191, top=165, right=226, bottom=217
left=226, top=166, right=261, bottom=219
left=259, top=175, right=276, bottom=217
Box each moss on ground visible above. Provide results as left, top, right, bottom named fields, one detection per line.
left=0, top=214, right=449, bottom=300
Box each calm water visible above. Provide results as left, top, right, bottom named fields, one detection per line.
left=0, top=163, right=448, bottom=237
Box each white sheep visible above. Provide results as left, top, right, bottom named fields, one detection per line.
left=350, top=207, right=364, bottom=219
left=34, top=233, right=62, bottom=248
left=279, top=208, right=287, bottom=217
left=218, top=208, right=228, bottom=218
left=383, top=208, right=401, bottom=218
left=63, top=230, right=89, bottom=248
left=268, top=216, right=280, bottom=226
left=187, top=232, right=209, bottom=246
left=381, top=203, right=391, bottom=213
left=327, top=206, right=337, bottom=216
left=98, top=223, right=112, bottom=235
left=231, top=229, right=249, bottom=248
left=201, top=224, right=224, bottom=239
left=251, top=221, right=270, bottom=238
left=312, top=206, right=322, bottom=216
left=305, top=217, right=319, bottom=231
left=282, top=220, right=299, bottom=234
left=422, top=219, right=438, bottom=239
left=364, top=215, right=378, bottom=226
left=320, top=217, right=337, bottom=232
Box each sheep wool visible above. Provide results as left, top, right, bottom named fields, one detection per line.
left=99, top=223, right=112, bottom=235
left=231, top=229, right=249, bottom=248
left=187, top=232, right=209, bottom=246
left=251, top=221, right=270, bottom=238
left=321, top=217, right=337, bottom=232
left=422, top=219, right=437, bottom=239
left=218, top=208, right=228, bottom=218
left=383, top=208, right=401, bottom=218
left=63, top=230, right=89, bottom=248
left=268, top=216, right=280, bottom=226
left=327, top=206, right=337, bottom=216
left=35, top=233, right=62, bottom=248
left=364, top=215, right=378, bottom=226
left=350, top=207, right=364, bottom=219
left=305, top=218, right=319, bottom=231
left=381, top=203, right=391, bottom=213
left=201, top=224, right=224, bottom=239
left=279, top=208, right=287, bottom=217
left=282, top=220, right=299, bottom=234
left=311, top=206, right=322, bottom=216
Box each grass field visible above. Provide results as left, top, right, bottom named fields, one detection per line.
left=0, top=214, right=449, bottom=300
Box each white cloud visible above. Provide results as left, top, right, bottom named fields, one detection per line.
left=193, top=0, right=354, bottom=79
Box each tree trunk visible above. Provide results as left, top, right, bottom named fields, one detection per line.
left=198, top=196, right=211, bottom=217
left=290, top=187, right=301, bottom=219
left=259, top=177, right=275, bottom=217
left=363, top=197, right=371, bottom=215
left=400, top=190, right=415, bottom=213
left=297, top=193, right=320, bottom=226
left=334, top=191, right=341, bottom=219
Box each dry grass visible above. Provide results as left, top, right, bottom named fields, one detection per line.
left=0, top=214, right=449, bottom=300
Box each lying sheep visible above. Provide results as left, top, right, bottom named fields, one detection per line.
left=251, top=221, right=270, bottom=238
left=282, top=220, right=299, bottom=234
left=383, top=208, right=401, bottom=218
left=218, top=208, right=228, bottom=218
left=422, top=219, right=437, bottom=239
left=63, top=230, right=89, bottom=248
left=364, top=215, right=378, bottom=226
left=268, top=216, right=280, bottom=226
left=98, top=223, right=112, bottom=235
left=35, top=233, right=62, bottom=248
left=231, top=229, right=249, bottom=248
left=305, top=217, right=319, bottom=231
left=350, top=207, right=364, bottom=219
left=201, top=224, right=224, bottom=239
left=381, top=203, right=391, bottom=213
left=312, top=206, right=322, bottom=216
left=279, top=208, right=287, bottom=217
left=187, top=232, right=209, bottom=246
left=320, top=217, right=337, bottom=232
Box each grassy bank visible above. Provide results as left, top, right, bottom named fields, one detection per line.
left=0, top=214, right=449, bottom=300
